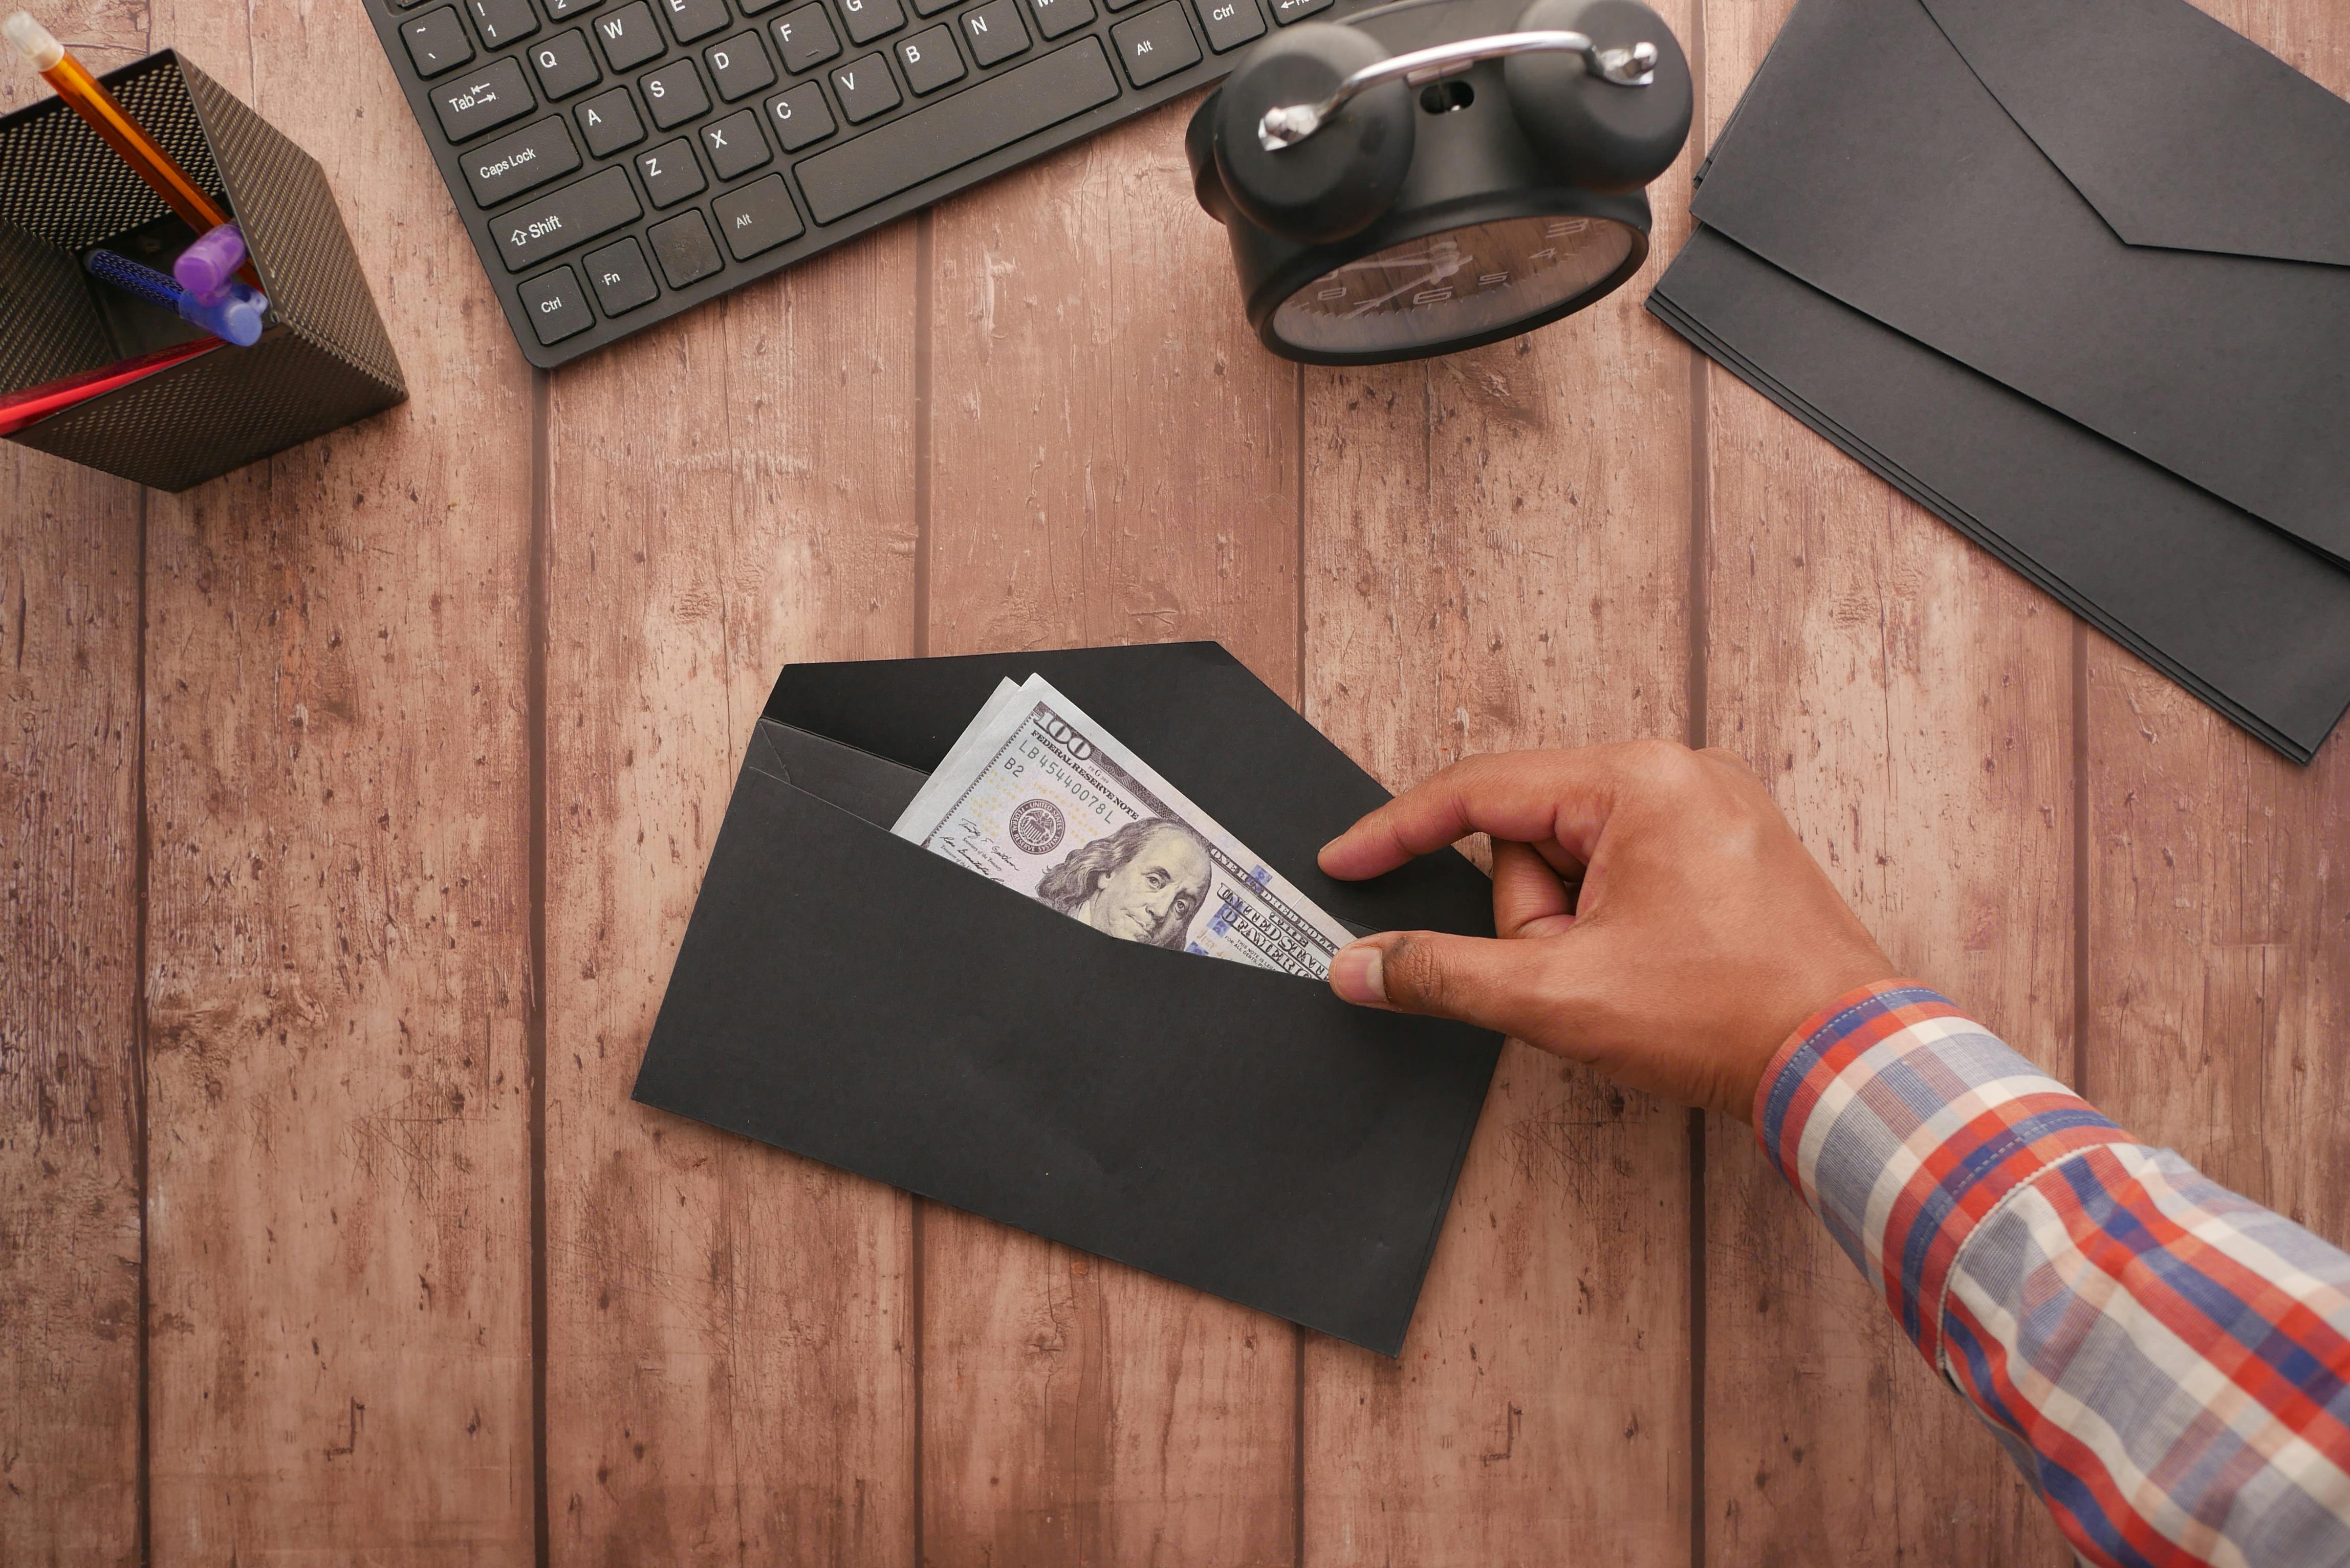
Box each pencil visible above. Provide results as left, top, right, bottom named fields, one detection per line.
left=0, top=336, right=222, bottom=438
left=4, top=12, right=243, bottom=242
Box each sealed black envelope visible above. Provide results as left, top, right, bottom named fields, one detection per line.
left=633, top=642, right=1502, bottom=1355
left=1687, top=0, right=2350, bottom=567
left=1649, top=228, right=2350, bottom=762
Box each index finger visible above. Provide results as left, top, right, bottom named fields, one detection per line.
left=1319, top=745, right=1653, bottom=881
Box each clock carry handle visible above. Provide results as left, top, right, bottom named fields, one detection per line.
left=1257, top=30, right=1659, bottom=151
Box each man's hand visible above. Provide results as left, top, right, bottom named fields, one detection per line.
left=1320, top=742, right=1899, bottom=1122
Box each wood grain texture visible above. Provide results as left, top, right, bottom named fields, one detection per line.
left=541, top=238, right=921, bottom=1564
left=136, top=0, right=537, bottom=1552
left=1693, top=2, right=2074, bottom=1561
left=2, top=20, right=149, bottom=1566
left=919, top=98, right=1303, bottom=1568
left=0, top=455, right=142, bottom=1566
left=1297, top=1, right=1698, bottom=1549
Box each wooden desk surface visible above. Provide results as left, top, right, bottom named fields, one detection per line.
left=5, top=0, right=2345, bottom=1561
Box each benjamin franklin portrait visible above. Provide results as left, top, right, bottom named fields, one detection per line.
left=1037, top=817, right=1214, bottom=950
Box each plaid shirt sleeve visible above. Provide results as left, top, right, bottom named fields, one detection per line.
left=1754, top=981, right=2350, bottom=1568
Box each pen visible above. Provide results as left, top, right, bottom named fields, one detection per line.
left=0, top=336, right=222, bottom=437
left=86, top=247, right=268, bottom=344
left=4, top=11, right=261, bottom=286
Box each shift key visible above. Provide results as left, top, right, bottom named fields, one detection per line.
left=492, top=166, right=642, bottom=271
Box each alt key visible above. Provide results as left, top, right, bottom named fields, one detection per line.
left=519, top=265, right=595, bottom=344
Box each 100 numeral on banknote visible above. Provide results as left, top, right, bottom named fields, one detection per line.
left=889, top=678, right=1356, bottom=978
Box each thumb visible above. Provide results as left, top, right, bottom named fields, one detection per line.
left=1328, top=929, right=1560, bottom=1038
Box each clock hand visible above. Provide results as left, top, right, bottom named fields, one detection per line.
left=1342, top=250, right=1475, bottom=316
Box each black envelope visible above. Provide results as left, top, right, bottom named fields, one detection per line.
left=1650, top=229, right=2350, bottom=762
left=1649, top=0, right=2350, bottom=760
left=632, top=642, right=1503, bottom=1355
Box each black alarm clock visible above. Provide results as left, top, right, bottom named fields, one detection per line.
left=1187, top=0, right=1692, bottom=364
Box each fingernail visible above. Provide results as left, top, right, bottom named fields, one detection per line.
left=1329, top=942, right=1386, bottom=1005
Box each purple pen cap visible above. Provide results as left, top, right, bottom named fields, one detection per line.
left=184, top=281, right=267, bottom=347
left=173, top=223, right=247, bottom=304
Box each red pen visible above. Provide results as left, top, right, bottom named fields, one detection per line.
left=0, top=336, right=222, bottom=437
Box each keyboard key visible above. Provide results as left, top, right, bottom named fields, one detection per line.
left=705, top=32, right=775, bottom=99
left=543, top=0, right=601, bottom=18
left=636, top=136, right=708, bottom=205
left=648, top=209, right=724, bottom=286
left=1108, top=1, right=1195, bottom=83
left=798, top=38, right=1117, bottom=222
left=492, top=164, right=642, bottom=269
left=401, top=7, right=474, bottom=76
left=594, top=1, right=665, bottom=69
left=836, top=0, right=904, bottom=45
left=463, top=116, right=582, bottom=206
left=1189, top=0, right=1260, bottom=51
left=909, top=0, right=954, bottom=15
left=770, top=3, right=841, bottom=71
left=895, top=25, right=964, bottom=92
left=712, top=173, right=804, bottom=257
left=736, top=0, right=789, bottom=15
left=529, top=28, right=602, bottom=97
left=1268, top=0, right=1331, bottom=20
left=700, top=107, right=771, bottom=177
left=582, top=236, right=661, bottom=312
left=763, top=81, right=836, bottom=148
left=639, top=60, right=710, bottom=126
left=432, top=57, right=537, bottom=139
left=1022, top=0, right=1092, bottom=40
left=960, top=0, right=1028, bottom=65
left=519, top=265, right=595, bottom=343
left=469, top=0, right=540, bottom=45
left=574, top=83, right=646, bottom=152
left=829, top=52, right=900, bottom=121
left=658, top=0, right=729, bottom=41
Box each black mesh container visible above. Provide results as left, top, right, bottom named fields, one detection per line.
left=0, top=51, right=405, bottom=491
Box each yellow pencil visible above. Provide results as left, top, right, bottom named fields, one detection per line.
left=5, top=11, right=234, bottom=234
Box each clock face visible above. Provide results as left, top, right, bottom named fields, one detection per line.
left=1269, top=214, right=1639, bottom=357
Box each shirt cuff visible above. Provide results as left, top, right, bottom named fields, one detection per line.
left=1752, top=980, right=2135, bottom=1366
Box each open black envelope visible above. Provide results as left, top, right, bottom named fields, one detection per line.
left=1648, top=0, right=2350, bottom=761
left=632, top=643, right=1503, bottom=1355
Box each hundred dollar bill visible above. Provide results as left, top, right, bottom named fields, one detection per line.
left=890, top=674, right=1355, bottom=978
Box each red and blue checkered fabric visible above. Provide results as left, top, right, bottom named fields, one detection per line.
left=1757, top=982, right=2350, bottom=1567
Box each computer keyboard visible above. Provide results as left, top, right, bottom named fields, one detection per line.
left=367, top=0, right=1362, bottom=364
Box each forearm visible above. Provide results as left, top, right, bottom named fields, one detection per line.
left=1758, top=982, right=2350, bottom=1567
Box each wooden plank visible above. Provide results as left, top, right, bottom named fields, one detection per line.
left=2082, top=660, right=2349, bottom=1231
left=137, top=0, right=538, bottom=1551
left=540, top=243, right=922, bottom=1559
left=1296, top=2, right=1698, bottom=1552
left=2, top=18, right=150, bottom=1565
left=919, top=99, right=1303, bottom=1567
left=1694, top=1, right=2075, bottom=1560
left=2079, top=0, right=2350, bottom=1381
left=0, top=458, right=143, bottom=1560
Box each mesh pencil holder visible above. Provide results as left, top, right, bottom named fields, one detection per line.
left=0, top=50, right=404, bottom=491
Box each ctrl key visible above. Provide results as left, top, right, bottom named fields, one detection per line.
left=519, top=266, right=596, bottom=345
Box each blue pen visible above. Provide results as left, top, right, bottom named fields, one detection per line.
left=85, top=247, right=267, bottom=346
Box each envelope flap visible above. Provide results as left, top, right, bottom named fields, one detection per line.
left=767, top=642, right=1495, bottom=940
left=1920, top=0, right=2350, bottom=268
